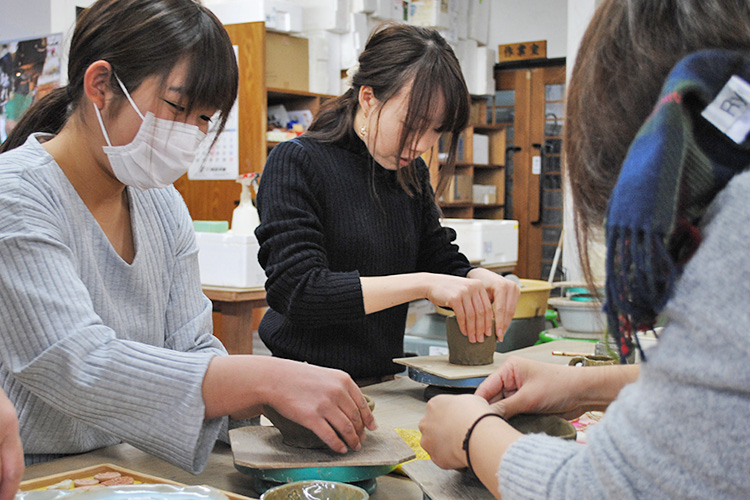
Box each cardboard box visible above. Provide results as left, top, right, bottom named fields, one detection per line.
left=442, top=218, right=519, bottom=266
left=195, top=231, right=266, bottom=288
left=265, top=31, right=309, bottom=92
left=443, top=174, right=473, bottom=203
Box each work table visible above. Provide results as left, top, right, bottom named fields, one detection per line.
left=22, top=341, right=594, bottom=499
left=22, top=378, right=431, bottom=500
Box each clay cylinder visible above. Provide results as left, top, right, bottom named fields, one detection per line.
left=446, top=314, right=496, bottom=366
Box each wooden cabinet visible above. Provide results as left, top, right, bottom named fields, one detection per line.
left=493, top=61, right=566, bottom=280
left=266, top=87, right=334, bottom=151
left=427, top=98, right=507, bottom=220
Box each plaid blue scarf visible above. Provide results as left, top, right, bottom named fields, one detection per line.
left=605, top=49, right=750, bottom=362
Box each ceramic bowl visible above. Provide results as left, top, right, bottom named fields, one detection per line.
left=263, top=395, right=375, bottom=449
left=507, top=414, right=577, bottom=440
left=260, top=480, right=369, bottom=500
left=445, top=314, right=496, bottom=366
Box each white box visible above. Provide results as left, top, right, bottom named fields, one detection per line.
left=265, top=0, right=303, bottom=32
left=456, top=38, right=478, bottom=95
left=468, top=0, right=490, bottom=45
left=473, top=133, right=489, bottom=164
left=352, top=0, right=377, bottom=13
left=195, top=231, right=266, bottom=288
left=472, top=184, right=497, bottom=205
left=442, top=218, right=519, bottom=266
left=474, top=46, right=496, bottom=96
left=372, top=0, right=403, bottom=20
left=295, top=0, right=350, bottom=33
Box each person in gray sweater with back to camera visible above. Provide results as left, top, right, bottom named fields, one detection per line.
left=420, top=1, right=750, bottom=498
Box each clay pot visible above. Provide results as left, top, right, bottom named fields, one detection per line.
left=507, top=414, right=577, bottom=440
left=445, top=314, right=496, bottom=366
left=263, top=395, right=375, bottom=449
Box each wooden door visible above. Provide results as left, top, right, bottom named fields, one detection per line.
left=492, top=63, right=566, bottom=280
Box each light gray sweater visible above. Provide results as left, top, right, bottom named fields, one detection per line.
left=0, top=135, right=227, bottom=474
left=499, top=171, right=750, bottom=498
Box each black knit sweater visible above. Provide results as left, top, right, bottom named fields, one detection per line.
left=255, top=132, right=473, bottom=378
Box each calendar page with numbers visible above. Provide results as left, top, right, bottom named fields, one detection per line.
left=188, top=46, right=240, bottom=181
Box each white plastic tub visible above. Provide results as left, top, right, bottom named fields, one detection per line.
left=194, top=231, right=266, bottom=288
left=548, top=297, right=607, bottom=333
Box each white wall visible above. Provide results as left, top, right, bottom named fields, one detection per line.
left=0, top=0, right=52, bottom=42
left=562, top=0, right=603, bottom=283
left=488, top=0, right=568, bottom=60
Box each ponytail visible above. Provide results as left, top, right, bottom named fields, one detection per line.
left=0, top=87, right=71, bottom=153
left=306, top=88, right=358, bottom=142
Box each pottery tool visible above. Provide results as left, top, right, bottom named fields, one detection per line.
left=551, top=351, right=594, bottom=357
left=228, top=426, right=415, bottom=494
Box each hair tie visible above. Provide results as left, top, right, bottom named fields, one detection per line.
left=344, top=62, right=360, bottom=88
left=462, top=413, right=507, bottom=476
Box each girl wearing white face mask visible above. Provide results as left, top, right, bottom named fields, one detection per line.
left=0, top=0, right=375, bottom=474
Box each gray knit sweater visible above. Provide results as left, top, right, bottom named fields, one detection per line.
left=0, top=134, right=227, bottom=474
left=499, top=171, right=750, bottom=498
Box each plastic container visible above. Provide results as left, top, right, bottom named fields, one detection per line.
left=514, top=279, right=553, bottom=319
left=231, top=173, right=260, bottom=235
left=441, top=218, right=519, bottom=266
left=547, top=297, right=606, bottom=333
left=194, top=231, right=265, bottom=288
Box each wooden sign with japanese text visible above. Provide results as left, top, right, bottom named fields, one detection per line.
left=498, top=40, right=547, bottom=63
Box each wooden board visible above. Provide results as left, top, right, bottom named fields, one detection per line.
left=19, top=463, right=253, bottom=500
left=393, top=340, right=597, bottom=379
left=401, top=460, right=494, bottom=500
left=229, top=427, right=415, bottom=470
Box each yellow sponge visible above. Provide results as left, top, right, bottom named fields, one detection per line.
left=393, top=428, right=431, bottom=476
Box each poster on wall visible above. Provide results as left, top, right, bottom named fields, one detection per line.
left=0, top=33, right=64, bottom=144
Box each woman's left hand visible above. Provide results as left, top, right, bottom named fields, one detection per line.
left=467, top=268, right=521, bottom=341
left=419, top=394, right=491, bottom=470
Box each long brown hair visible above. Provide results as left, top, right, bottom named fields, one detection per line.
left=565, top=0, right=750, bottom=288
left=307, top=22, right=470, bottom=197
left=0, top=0, right=238, bottom=153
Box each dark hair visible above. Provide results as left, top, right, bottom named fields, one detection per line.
left=307, top=21, right=470, bottom=196
left=565, top=0, right=750, bottom=288
left=0, top=0, right=238, bottom=153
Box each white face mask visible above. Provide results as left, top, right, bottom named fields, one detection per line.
left=93, top=73, right=207, bottom=190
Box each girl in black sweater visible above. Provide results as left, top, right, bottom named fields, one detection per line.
left=256, top=22, right=520, bottom=383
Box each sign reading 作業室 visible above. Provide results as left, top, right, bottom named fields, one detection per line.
left=498, top=40, right=547, bottom=63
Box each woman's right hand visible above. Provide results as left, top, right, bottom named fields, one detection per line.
left=475, top=356, right=638, bottom=420
left=263, top=360, right=378, bottom=454
left=422, top=274, right=494, bottom=343
left=203, top=355, right=377, bottom=454
left=0, top=390, right=23, bottom=500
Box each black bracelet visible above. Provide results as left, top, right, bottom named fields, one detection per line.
left=462, top=413, right=508, bottom=476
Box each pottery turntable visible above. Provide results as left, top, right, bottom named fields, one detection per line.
left=228, top=425, right=415, bottom=494
left=393, top=353, right=505, bottom=400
